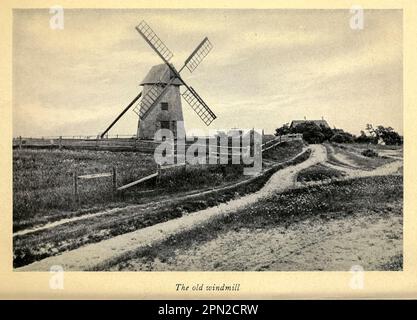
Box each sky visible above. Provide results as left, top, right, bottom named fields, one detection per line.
left=13, top=9, right=403, bottom=137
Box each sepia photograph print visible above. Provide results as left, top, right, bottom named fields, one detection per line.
left=1, top=0, right=416, bottom=299
left=11, top=7, right=403, bottom=272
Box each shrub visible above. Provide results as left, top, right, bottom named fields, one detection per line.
left=330, top=133, right=354, bottom=143
left=361, top=149, right=378, bottom=157
left=297, top=164, right=345, bottom=182
left=274, top=122, right=356, bottom=144
left=355, top=131, right=377, bottom=144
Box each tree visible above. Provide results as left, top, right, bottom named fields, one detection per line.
left=292, top=122, right=325, bottom=144
left=320, top=125, right=334, bottom=141
left=374, top=126, right=403, bottom=145
left=330, top=132, right=354, bottom=143
left=365, top=124, right=381, bottom=141
left=355, top=130, right=376, bottom=144
left=274, top=121, right=357, bottom=144
left=275, top=123, right=291, bottom=136
left=363, top=124, right=402, bottom=145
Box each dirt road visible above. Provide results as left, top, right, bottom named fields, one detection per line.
left=115, top=206, right=402, bottom=271
left=18, top=145, right=326, bottom=271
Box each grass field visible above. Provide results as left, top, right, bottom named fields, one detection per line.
left=13, top=149, right=156, bottom=230
left=262, top=140, right=304, bottom=163
left=13, top=140, right=305, bottom=232
left=13, top=150, right=248, bottom=230
left=110, top=175, right=403, bottom=271
left=13, top=144, right=310, bottom=267
left=297, top=163, right=345, bottom=182
left=324, top=143, right=396, bottom=169
left=339, top=142, right=403, bottom=151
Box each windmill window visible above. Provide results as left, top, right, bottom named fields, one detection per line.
left=160, top=121, right=170, bottom=130
left=161, top=102, right=169, bottom=111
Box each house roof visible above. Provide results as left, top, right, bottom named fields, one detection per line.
left=290, top=120, right=330, bottom=128
left=140, top=64, right=183, bottom=86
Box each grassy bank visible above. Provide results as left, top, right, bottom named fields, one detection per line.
left=325, top=143, right=395, bottom=169
left=263, top=140, right=304, bottom=163
left=297, top=163, right=345, bottom=182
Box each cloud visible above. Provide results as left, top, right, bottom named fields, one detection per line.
left=13, top=9, right=403, bottom=137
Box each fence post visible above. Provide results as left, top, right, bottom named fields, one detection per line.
left=203, top=137, right=210, bottom=166
left=174, top=139, right=177, bottom=165
left=239, top=130, right=244, bottom=165
left=59, top=136, right=62, bottom=150
left=156, top=164, right=161, bottom=185
left=73, top=170, right=79, bottom=206
left=19, top=136, right=22, bottom=150
left=112, top=167, right=117, bottom=192
left=250, top=129, right=255, bottom=158
left=217, top=135, right=221, bottom=165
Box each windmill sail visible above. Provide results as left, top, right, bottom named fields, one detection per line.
left=136, top=20, right=174, bottom=64
left=183, top=37, right=213, bottom=73
left=182, top=87, right=216, bottom=126
left=133, top=80, right=177, bottom=120
left=133, top=66, right=180, bottom=120
left=100, top=20, right=217, bottom=139
left=133, top=83, right=165, bottom=119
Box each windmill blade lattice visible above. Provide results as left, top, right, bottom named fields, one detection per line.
left=136, top=20, right=174, bottom=64
left=133, top=80, right=178, bottom=120
left=100, top=20, right=217, bottom=139
left=182, top=87, right=216, bottom=126
left=184, top=37, right=213, bottom=73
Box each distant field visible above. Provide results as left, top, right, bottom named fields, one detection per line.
left=325, top=143, right=396, bottom=170
left=343, top=143, right=403, bottom=151
left=13, top=140, right=305, bottom=232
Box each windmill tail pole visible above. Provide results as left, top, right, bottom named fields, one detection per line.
left=100, top=91, right=142, bottom=139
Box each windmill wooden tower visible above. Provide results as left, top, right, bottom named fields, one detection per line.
left=100, top=20, right=217, bottom=140
left=137, top=64, right=184, bottom=139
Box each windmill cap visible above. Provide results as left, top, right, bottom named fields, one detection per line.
left=140, top=64, right=183, bottom=86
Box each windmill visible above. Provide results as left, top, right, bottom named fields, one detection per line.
left=100, top=20, right=217, bottom=139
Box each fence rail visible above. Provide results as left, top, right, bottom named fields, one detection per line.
left=261, top=133, right=302, bottom=152
left=47, top=133, right=302, bottom=200
left=72, top=167, right=117, bottom=204
left=78, top=172, right=113, bottom=179
left=13, top=133, right=302, bottom=155
left=117, top=172, right=158, bottom=191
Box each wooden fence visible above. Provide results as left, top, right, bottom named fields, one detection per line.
left=72, top=167, right=118, bottom=204
left=261, top=133, right=302, bottom=152
left=114, top=133, right=302, bottom=191
left=13, top=132, right=284, bottom=153
left=13, top=136, right=157, bottom=153
left=20, top=133, right=303, bottom=196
